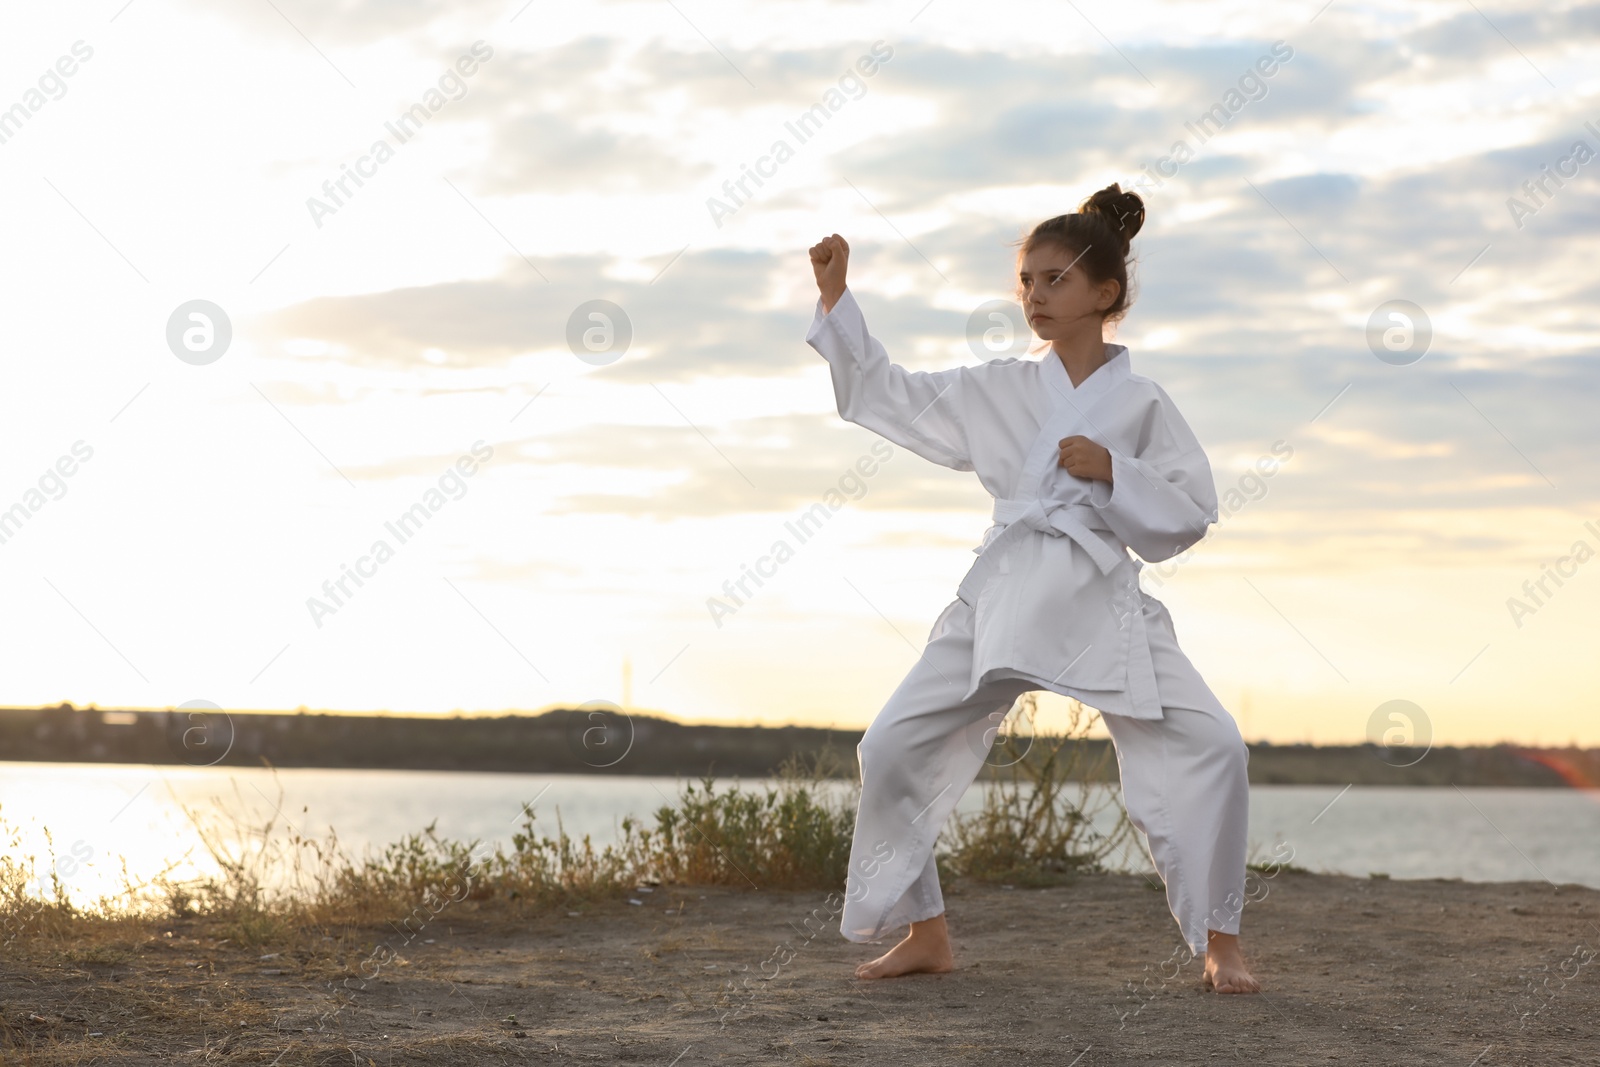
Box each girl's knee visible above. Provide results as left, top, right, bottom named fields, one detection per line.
left=1197, top=707, right=1246, bottom=760
left=1204, top=716, right=1248, bottom=780
left=1212, top=722, right=1250, bottom=793
left=857, top=718, right=903, bottom=775
left=1168, top=706, right=1248, bottom=786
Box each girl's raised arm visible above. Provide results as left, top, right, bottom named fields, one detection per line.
left=805, top=236, right=972, bottom=471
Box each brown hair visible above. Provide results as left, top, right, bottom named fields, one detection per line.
left=1012, top=182, right=1146, bottom=325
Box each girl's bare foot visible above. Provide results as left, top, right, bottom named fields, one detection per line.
left=1202, top=930, right=1260, bottom=993
left=854, top=914, right=955, bottom=979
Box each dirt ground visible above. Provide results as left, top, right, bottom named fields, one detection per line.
left=2, top=871, right=1598, bottom=1065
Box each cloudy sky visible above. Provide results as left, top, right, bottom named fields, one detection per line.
left=0, top=0, right=1596, bottom=747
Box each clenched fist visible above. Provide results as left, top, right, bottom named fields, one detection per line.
left=1059, top=435, right=1113, bottom=483
left=809, top=233, right=849, bottom=314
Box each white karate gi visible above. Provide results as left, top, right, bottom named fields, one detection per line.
left=805, top=287, right=1250, bottom=956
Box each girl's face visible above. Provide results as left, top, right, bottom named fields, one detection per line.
left=1016, top=242, right=1120, bottom=341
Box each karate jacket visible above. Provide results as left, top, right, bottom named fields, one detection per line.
left=805, top=287, right=1220, bottom=720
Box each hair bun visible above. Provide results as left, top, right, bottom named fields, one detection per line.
left=1078, top=183, right=1145, bottom=252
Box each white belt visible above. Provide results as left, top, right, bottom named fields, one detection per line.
left=956, top=497, right=1126, bottom=605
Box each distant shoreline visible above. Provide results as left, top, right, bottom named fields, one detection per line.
left=3, top=703, right=1596, bottom=787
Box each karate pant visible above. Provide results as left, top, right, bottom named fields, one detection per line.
left=840, top=593, right=1250, bottom=956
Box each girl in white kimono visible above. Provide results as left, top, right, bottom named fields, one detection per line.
left=805, top=184, right=1259, bottom=993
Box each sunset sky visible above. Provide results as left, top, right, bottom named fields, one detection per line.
left=1, top=0, right=1596, bottom=747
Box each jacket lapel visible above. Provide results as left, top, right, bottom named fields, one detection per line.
left=1016, top=344, right=1131, bottom=497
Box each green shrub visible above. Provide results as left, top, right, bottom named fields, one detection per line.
left=941, top=694, right=1134, bottom=885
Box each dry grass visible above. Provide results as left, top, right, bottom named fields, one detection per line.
left=623, top=746, right=860, bottom=891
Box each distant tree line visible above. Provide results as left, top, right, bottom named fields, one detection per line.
left=0, top=704, right=1590, bottom=786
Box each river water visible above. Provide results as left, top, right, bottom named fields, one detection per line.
left=2, top=762, right=1595, bottom=905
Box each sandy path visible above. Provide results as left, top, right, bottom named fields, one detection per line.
left=3, top=872, right=1597, bottom=1064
